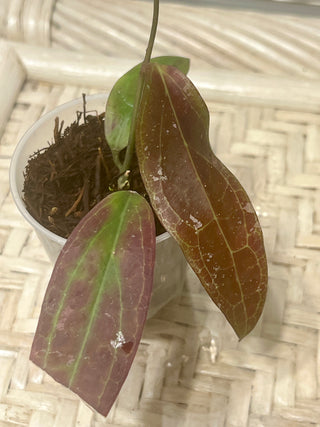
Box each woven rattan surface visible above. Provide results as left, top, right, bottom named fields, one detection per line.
left=1, top=1, right=320, bottom=426
left=1, top=0, right=320, bottom=77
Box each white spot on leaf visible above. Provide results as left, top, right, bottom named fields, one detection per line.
left=189, top=214, right=203, bottom=230
left=110, top=331, right=126, bottom=349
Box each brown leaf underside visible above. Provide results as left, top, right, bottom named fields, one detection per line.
left=136, top=64, right=268, bottom=339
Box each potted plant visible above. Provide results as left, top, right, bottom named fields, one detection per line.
left=10, top=91, right=187, bottom=320
left=10, top=0, right=267, bottom=418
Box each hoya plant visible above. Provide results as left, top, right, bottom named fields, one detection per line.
left=29, top=0, right=268, bottom=417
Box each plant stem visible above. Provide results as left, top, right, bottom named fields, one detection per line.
left=143, top=0, right=159, bottom=65
left=118, top=0, right=159, bottom=187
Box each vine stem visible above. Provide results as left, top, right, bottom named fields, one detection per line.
left=118, top=0, right=159, bottom=187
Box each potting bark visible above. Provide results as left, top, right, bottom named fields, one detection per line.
left=23, top=110, right=164, bottom=237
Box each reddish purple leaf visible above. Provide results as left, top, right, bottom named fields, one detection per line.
left=30, top=191, right=156, bottom=415
left=136, top=63, right=268, bottom=339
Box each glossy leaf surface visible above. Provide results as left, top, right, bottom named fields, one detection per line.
left=105, top=56, right=190, bottom=157
left=136, top=63, right=268, bottom=339
left=30, top=191, right=156, bottom=416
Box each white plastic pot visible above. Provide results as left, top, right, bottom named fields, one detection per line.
left=10, top=93, right=186, bottom=318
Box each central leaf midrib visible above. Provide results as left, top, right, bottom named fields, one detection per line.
left=68, top=196, right=131, bottom=387
left=155, top=64, right=247, bottom=330
left=43, top=201, right=114, bottom=368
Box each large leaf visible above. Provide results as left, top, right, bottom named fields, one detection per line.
left=135, top=63, right=268, bottom=339
left=104, top=56, right=190, bottom=159
left=30, top=191, right=156, bottom=416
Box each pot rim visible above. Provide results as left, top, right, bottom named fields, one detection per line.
left=9, top=93, right=170, bottom=246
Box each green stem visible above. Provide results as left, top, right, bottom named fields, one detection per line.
left=118, top=0, right=159, bottom=187
left=143, top=0, right=159, bottom=65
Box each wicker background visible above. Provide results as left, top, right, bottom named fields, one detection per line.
left=1, top=0, right=320, bottom=426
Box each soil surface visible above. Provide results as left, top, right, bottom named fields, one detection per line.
left=23, top=102, right=164, bottom=238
